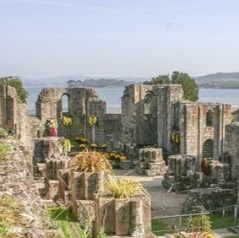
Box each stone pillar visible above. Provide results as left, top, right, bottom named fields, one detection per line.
left=33, top=137, right=62, bottom=164
left=58, top=168, right=69, bottom=203
left=115, top=199, right=131, bottom=236
left=130, top=199, right=145, bottom=237
left=71, top=171, right=105, bottom=201
left=95, top=198, right=115, bottom=235
left=136, top=148, right=167, bottom=176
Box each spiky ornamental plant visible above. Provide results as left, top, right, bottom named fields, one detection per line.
left=68, top=149, right=112, bottom=173
left=104, top=176, right=148, bottom=199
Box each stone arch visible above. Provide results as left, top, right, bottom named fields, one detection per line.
left=61, top=94, right=70, bottom=113
left=202, top=139, right=213, bottom=158
left=206, top=110, right=213, bottom=126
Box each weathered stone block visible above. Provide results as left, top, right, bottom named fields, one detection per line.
left=95, top=197, right=115, bottom=235
left=73, top=200, right=95, bottom=225
left=71, top=171, right=105, bottom=201
left=58, top=169, right=69, bottom=203
left=145, top=170, right=158, bottom=177
left=148, top=163, right=161, bottom=170
left=119, top=160, right=131, bottom=170
left=136, top=148, right=166, bottom=176
left=130, top=198, right=145, bottom=237
left=138, top=162, right=145, bottom=169
left=115, top=199, right=131, bottom=236
left=47, top=180, right=59, bottom=199
left=33, top=137, right=62, bottom=164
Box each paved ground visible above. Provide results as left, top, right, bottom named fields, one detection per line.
left=114, top=169, right=238, bottom=237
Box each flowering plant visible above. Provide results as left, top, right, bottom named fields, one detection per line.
left=171, top=131, right=180, bottom=144
left=88, top=116, right=98, bottom=126
left=62, top=115, right=73, bottom=126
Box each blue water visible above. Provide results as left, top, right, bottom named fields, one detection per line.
left=199, top=88, right=239, bottom=108
left=25, top=86, right=239, bottom=112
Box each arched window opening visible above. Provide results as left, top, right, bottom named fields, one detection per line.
left=61, top=94, right=69, bottom=113
left=202, top=139, right=213, bottom=158
left=206, top=110, right=213, bottom=126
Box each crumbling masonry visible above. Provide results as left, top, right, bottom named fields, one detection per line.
left=0, top=84, right=239, bottom=167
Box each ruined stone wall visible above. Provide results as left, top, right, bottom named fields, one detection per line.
left=225, top=122, right=239, bottom=180
left=156, top=85, right=183, bottom=154
left=86, top=99, right=106, bottom=145
left=103, top=114, right=121, bottom=150
left=232, top=108, right=239, bottom=122
left=179, top=103, right=232, bottom=161
left=121, top=84, right=183, bottom=154
left=35, top=87, right=101, bottom=140
left=0, top=85, right=35, bottom=146
left=121, top=84, right=154, bottom=148
left=183, top=188, right=236, bottom=213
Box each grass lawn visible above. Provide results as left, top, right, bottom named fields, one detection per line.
left=151, top=218, right=171, bottom=236
left=210, top=213, right=239, bottom=229
left=152, top=213, right=239, bottom=237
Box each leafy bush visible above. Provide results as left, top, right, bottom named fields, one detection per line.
left=0, top=77, right=28, bottom=103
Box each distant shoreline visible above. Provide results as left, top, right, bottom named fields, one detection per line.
left=199, top=86, right=239, bottom=89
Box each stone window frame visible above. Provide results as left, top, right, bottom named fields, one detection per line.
left=61, top=93, right=70, bottom=113
left=206, top=110, right=213, bottom=127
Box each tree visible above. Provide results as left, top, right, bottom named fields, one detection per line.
left=0, top=77, right=28, bottom=103
left=144, top=75, right=170, bottom=85
left=171, top=71, right=199, bottom=102
left=144, top=72, right=199, bottom=102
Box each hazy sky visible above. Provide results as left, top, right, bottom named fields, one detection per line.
left=1, top=0, right=239, bottom=78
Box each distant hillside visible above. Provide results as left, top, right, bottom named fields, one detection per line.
left=21, top=75, right=149, bottom=87
left=20, top=72, right=239, bottom=88
left=67, top=78, right=134, bottom=88
left=195, top=72, right=239, bottom=88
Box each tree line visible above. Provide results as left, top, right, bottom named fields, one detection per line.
left=0, top=71, right=199, bottom=104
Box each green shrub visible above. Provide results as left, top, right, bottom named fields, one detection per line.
left=186, top=214, right=212, bottom=233
left=0, top=128, right=7, bottom=137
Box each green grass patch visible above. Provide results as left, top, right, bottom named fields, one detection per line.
left=48, top=207, right=78, bottom=238
left=151, top=218, right=171, bottom=236
left=0, top=194, right=24, bottom=237
left=210, top=213, right=239, bottom=229
left=0, top=141, right=11, bottom=163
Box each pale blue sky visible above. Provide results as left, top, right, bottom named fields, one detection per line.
left=1, top=0, right=239, bottom=78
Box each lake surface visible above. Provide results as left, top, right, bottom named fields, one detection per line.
left=25, top=86, right=239, bottom=114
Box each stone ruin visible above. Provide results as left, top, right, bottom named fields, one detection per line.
left=3, top=82, right=239, bottom=234
left=136, top=148, right=167, bottom=176
left=162, top=155, right=199, bottom=191
left=182, top=188, right=237, bottom=214
left=0, top=83, right=235, bottom=163
left=34, top=137, right=156, bottom=238
left=162, top=153, right=233, bottom=190
left=161, top=152, right=238, bottom=215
